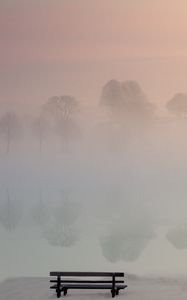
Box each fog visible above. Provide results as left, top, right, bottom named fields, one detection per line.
left=0, top=79, right=187, bottom=280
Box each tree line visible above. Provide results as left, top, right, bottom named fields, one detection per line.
left=0, top=80, right=187, bottom=154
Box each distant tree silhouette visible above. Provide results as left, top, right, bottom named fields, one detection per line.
left=44, top=96, right=78, bottom=120
left=100, top=80, right=154, bottom=119
left=44, top=95, right=79, bottom=151
left=0, top=111, right=22, bottom=153
left=31, top=116, right=50, bottom=152
left=167, top=93, right=187, bottom=117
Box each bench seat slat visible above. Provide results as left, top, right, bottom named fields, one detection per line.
left=50, top=282, right=126, bottom=289
left=50, top=280, right=124, bottom=284
left=50, top=285, right=127, bottom=290
left=59, top=284, right=127, bottom=290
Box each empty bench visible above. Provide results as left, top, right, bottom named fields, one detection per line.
left=50, top=271, right=127, bottom=298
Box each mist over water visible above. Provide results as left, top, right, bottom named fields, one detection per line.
left=1, top=80, right=187, bottom=281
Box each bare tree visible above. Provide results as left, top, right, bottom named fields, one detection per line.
left=44, top=96, right=78, bottom=120
left=0, top=111, right=22, bottom=154
left=31, top=116, right=50, bottom=152
left=167, top=93, right=187, bottom=117
left=44, top=95, right=79, bottom=151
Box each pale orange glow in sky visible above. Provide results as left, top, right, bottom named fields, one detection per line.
left=1, top=0, right=187, bottom=110
left=1, top=0, right=187, bottom=64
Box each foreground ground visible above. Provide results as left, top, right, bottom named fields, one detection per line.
left=1, top=275, right=187, bottom=300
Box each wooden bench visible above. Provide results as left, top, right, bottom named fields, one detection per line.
left=50, top=271, right=127, bottom=298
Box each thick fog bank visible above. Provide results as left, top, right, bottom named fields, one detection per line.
left=1, top=81, right=187, bottom=280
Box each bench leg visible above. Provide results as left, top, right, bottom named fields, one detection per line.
left=64, top=288, right=68, bottom=296
left=111, top=289, right=116, bottom=298
left=56, top=289, right=61, bottom=298
left=116, top=289, right=119, bottom=296
left=56, top=276, right=61, bottom=298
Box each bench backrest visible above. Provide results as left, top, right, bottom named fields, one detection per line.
left=50, top=272, right=124, bottom=277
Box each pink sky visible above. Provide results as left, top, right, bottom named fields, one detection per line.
left=1, top=0, right=187, bottom=64
left=1, top=0, right=187, bottom=110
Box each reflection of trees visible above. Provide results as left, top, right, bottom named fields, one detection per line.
left=44, top=222, right=78, bottom=247
left=101, top=227, right=154, bottom=262
left=166, top=225, right=187, bottom=249
left=43, top=193, right=81, bottom=247
left=100, top=206, right=155, bottom=262
left=31, top=190, right=49, bottom=226
left=0, top=189, right=22, bottom=231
